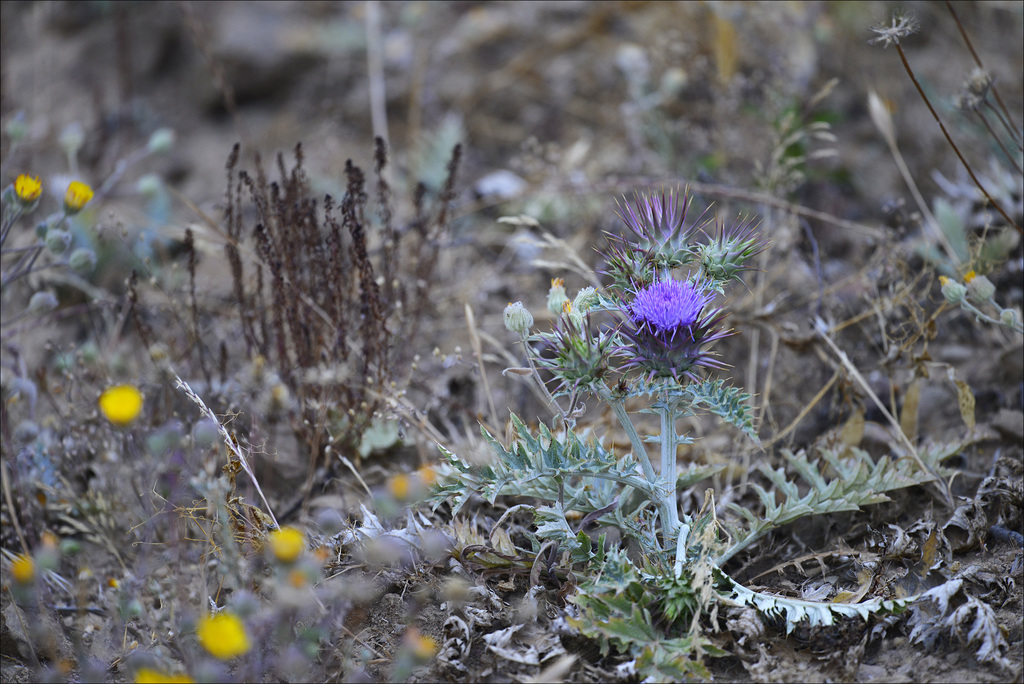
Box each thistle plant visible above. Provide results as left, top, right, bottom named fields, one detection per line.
left=433, top=188, right=930, bottom=678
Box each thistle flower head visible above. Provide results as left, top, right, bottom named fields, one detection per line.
left=599, top=238, right=656, bottom=297
left=610, top=188, right=706, bottom=269
left=696, top=215, right=767, bottom=289
left=546, top=278, right=569, bottom=315
left=534, top=310, right=616, bottom=396
left=503, top=301, right=534, bottom=335
left=630, top=279, right=711, bottom=334
left=618, top=278, right=731, bottom=383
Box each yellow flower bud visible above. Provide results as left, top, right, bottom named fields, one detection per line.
left=15, top=174, right=42, bottom=203
left=63, top=180, right=94, bottom=214
left=11, top=554, right=35, bottom=584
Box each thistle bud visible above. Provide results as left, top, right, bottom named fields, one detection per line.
left=147, top=128, right=175, bottom=154
left=136, top=174, right=162, bottom=197
left=5, top=115, right=27, bottom=144
left=45, top=228, right=71, bottom=255
left=547, top=278, right=569, bottom=315
left=939, top=276, right=967, bottom=304
left=28, top=291, right=58, bottom=313
left=504, top=301, right=534, bottom=335
left=69, top=247, right=97, bottom=275
left=966, top=273, right=995, bottom=302
left=572, top=287, right=599, bottom=314
left=59, top=122, right=85, bottom=158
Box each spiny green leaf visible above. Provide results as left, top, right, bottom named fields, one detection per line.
left=718, top=444, right=964, bottom=564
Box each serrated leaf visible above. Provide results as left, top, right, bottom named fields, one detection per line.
left=717, top=444, right=963, bottom=564
left=684, top=380, right=760, bottom=446
left=718, top=567, right=913, bottom=634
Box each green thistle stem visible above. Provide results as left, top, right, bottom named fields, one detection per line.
left=519, top=333, right=571, bottom=426
left=658, top=401, right=683, bottom=552
left=606, top=390, right=682, bottom=553
left=609, top=397, right=656, bottom=483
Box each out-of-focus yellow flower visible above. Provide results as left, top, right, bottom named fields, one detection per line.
left=99, top=385, right=144, bottom=427
left=287, top=568, right=308, bottom=588
left=196, top=612, right=250, bottom=660
left=417, top=465, right=436, bottom=486
left=404, top=627, right=439, bottom=660
left=268, top=526, right=305, bottom=564
left=63, top=180, right=93, bottom=213
left=11, top=554, right=35, bottom=584
left=963, top=270, right=977, bottom=284
left=388, top=473, right=412, bottom=501
left=135, top=668, right=195, bottom=684
left=15, top=174, right=42, bottom=202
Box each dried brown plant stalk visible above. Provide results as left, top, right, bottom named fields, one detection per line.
left=214, top=139, right=461, bottom=478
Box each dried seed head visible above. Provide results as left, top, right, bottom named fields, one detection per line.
left=869, top=10, right=919, bottom=48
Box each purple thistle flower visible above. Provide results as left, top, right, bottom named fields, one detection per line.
left=630, top=279, right=711, bottom=336
left=618, top=278, right=733, bottom=383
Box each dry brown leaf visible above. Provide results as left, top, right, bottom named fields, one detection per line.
left=900, top=378, right=921, bottom=443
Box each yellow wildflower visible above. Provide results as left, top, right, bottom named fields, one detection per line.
left=268, top=526, right=305, bottom=564
left=287, top=568, right=309, bottom=588
left=99, top=385, right=144, bottom=427
left=135, top=668, right=195, bottom=684
left=417, top=465, right=436, bottom=486
left=963, top=270, right=976, bottom=284
left=63, top=180, right=94, bottom=213
left=404, top=627, right=439, bottom=660
left=15, top=174, right=42, bottom=203
left=11, top=554, right=35, bottom=584
left=196, top=612, right=250, bottom=660
left=388, top=473, right=412, bottom=501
